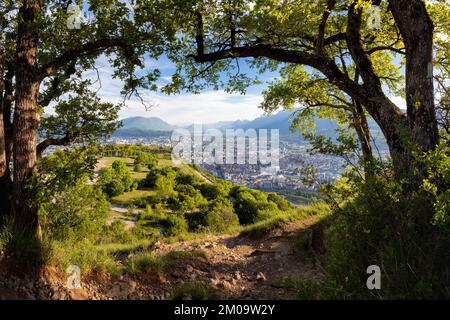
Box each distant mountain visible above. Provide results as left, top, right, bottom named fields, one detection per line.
left=115, top=117, right=174, bottom=136
left=121, top=116, right=174, bottom=131
left=114, top=111, right=384, bottom=146
left=221, top=110, right=339, bottom=138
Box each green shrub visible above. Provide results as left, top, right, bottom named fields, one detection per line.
left=318, top=148, right=450, bottom=299
left=98, top=160, right=135, bottom=197
left=161, top=214, right=189, bottom=237
left=39, top=181, right=109, bottom=241
left=203, top=197, right=240, bottom=233
left=267, top=192, right=291, bottom=210
left=231, top=186, right=280, bottom=224
left=168, top=185, right=207, bottom=212
left=172, top=283, right=211, bottom=300
left=126, top=252, right=167, bottom=275
left=133, top=152, right=157, bottom=168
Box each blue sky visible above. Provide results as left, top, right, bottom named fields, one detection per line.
left=44, top=2, right=408, bottom=126
left=83, top=54, right=406, bottom=125
left=81, top=54, right=278, bottom=125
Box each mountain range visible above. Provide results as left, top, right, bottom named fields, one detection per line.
left=114, top=110, right=345, bottom=140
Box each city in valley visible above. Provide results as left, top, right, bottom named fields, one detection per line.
left=108, top=133, right=356, bottom=205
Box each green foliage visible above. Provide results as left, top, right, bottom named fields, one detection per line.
left=198, top=179, right=233, bottom=200
left=317, top=148, right=450, bottom=299
left=267, top=192, right=291, bottom=211
left=126, top=252, right=168, bottom=275
left=172, top=283, right=211, bottom=300
left=160, top=214, right=189, bottom=237
left=231, top=186, right=281, bottom=224
left=40, top=181, right=109, bottom=241
left=240, top=203, right=329, bottom=238
left=36, top=148, right=110, bottom=241
left=133, top=152, right=157, bottom=168
left=168, top=184, right=207, bottom=212
left=98, top=160, right=136, bottom=197
left=202, top=197, right=240, bottom=233
left=50, top=238, right=119, bottom=275
left=126, top=250, right=206, bottom=275
left=284, top=275, right=322, bottom=300
left=39, top=86, right=121, bottom=145
left=140, top=166, right=177, bottom=192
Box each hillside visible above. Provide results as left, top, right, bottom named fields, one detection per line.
left=115, top=110, right=385, bottom=145
left=0, top=212, right=327, bottom=300
left=0, top=145, right=329, bottom=300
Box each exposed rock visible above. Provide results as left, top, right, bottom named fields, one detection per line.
left=186, top=265, right=194, bottom=273
left=256, top=272, right=266, bottom=282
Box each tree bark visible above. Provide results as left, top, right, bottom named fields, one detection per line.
left=0, top=49, right=13, bottom=222
left=12, top=1, right=41, bottom=238
left=352, top=101, right=374, bottom=173
left=388, top=0, right=439, bottom=153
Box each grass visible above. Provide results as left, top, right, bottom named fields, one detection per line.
left=283, top=275, right=321, bottom=300
left=172, top=283, right=211, bottom=300
left=98, top=156, right=149, bottom=181
left=111, top=189, right=155, bottom=205
left=49, top=239, right=120, bottom=275
left=97, top=157, right=134, bottom=168
left=132, top=171, right=148, bottom=180
left=96, top=239, right=154, bottom=255
left=240, top=202, right=330, bottom=238
left=126, top=249, right=207, bottom=275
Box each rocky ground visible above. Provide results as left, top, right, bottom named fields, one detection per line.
left=0, top=216, right=322, bottom=300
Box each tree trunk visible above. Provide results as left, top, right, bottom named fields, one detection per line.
left=12, top=1, right=41, bottom=239
left=0, top=51, right=10, bottom=221
left=0, top=66, right=14, bottom=221
left=352, top=101, right=374, bottom=177
left=389, top=0, right=439, bottom=152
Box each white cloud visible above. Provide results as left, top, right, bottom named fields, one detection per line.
left=80, top=63, right=265, bottom=124
left=105, top=90, right=264, bottom=124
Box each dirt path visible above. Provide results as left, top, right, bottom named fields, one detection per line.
left=84, top=216, right=324, bottom=300
left=107, top=204, right=143, bottom=230
left=148, top=217, right=321, bottom=299
left=0, top=216, right=322, bottom=300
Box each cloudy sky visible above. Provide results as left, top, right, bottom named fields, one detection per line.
left=46, top=53, right=406, bottom=125
left=79, top=55, right=276, bottom=125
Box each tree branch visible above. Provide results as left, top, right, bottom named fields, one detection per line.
left=316, top=0, right=337, bottom=54
left=36, top=131, right=79, bottom=157
left=37, top=37, right=142, bottom=81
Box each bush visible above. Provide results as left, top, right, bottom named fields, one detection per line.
left=133, top=152, right=157, bottom=168
left=267, top=192, right=291, bottom=210
left=168, top=184, right=207, bottom=212
left=39, top=181, right=109, bottom=241
left=98, top=160, right=135, bottom=197
left=318, top=148, right=450, bottom=299
left=203, top=197, right=239, bottom=233
left=140, top=167, right=176, bottom=195
left=231, top=186, right=280, bottom=224
left=160, top=214, right=189, bottom=237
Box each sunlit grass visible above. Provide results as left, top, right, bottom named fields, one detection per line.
left=240, top=202, right=330, bottom=238
left=111, top=189, right=155, bottom=205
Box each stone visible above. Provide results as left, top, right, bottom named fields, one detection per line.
left=186, top=265, right=194, bottom=273
left=256, top=272, right=266, bottom=282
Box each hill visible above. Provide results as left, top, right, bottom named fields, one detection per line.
left=114, top=111, right=385, bottom=147
left=115, top=117, right=174, bottom=136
